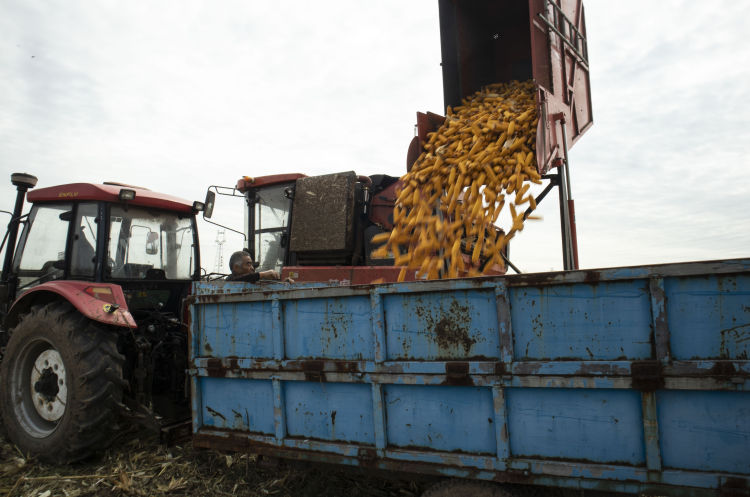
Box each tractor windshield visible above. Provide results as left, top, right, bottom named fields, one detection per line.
left=107, top=205, right=196, bottom=280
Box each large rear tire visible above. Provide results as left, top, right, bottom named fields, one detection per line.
left=0, top=302, right=126, bottom=463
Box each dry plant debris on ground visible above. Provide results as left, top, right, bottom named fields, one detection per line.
left=0, top=425, right=426, bottom=497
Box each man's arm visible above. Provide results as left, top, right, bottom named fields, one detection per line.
left=226, top=272, right=261, bottom=283
left=258, top=270, right=280, bottom=280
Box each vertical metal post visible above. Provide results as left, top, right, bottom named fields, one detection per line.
left=491, top=385, right=510, bottom=467
left=1, top=174, right=37, bottom=282
left=190, top=366, right=203, bottom=435
left=371, top=383, right=387, bottom=454
left=641, top=391, right=663, bottom=477
left=272, top=377, right=286, bottom=444
left=559, top=120, right=579, bottom=269
left=554, top=116, right=579, bottom=271
left=649, top=278, right=671, bottom=363
left=272, top=298, right=284, bottom=361
left=370, top=290, right=386, bottom=363
left=495, top=285, right=514, bottom=364
left=557, top=169, right=573, bottom=270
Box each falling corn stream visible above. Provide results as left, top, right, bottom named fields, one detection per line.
left=371, top=80, right=542, bottom=281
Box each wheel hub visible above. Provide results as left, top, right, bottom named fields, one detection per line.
left=30, top=349, right=67, bottom=422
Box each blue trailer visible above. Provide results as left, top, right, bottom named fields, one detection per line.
left=188, top=258, right=750, bottom=496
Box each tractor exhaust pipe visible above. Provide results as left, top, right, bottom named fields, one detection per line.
left=1, top=173, right=38, bottom=282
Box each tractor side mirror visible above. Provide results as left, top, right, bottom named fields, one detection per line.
left=203, top=191, right=216, bottom=219
left=145, top=231, right=159, bottom=255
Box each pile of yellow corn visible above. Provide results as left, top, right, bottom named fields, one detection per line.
left=372, top=80, right=542, bottom=281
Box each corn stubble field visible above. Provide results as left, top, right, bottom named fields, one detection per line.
left=0, top=422, right=426, bottom=497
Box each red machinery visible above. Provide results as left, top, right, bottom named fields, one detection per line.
left=205, top=0, right=592, bottom=280
left=0, top=174, right=202, bottom=462
left=410, top=0, right=593, bottom=270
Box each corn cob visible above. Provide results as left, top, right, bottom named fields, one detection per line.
left=371, top=80, right=542, bottom=281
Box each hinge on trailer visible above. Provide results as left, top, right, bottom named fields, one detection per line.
left=302, top=360, right=326, bottom=382
left=444, top=362, right=473, bottom=386
left=720, top=477, right=750, bottom=497
left=205, top=358, right=224, bottom=378
left=631, top=360, right=664, bottom=392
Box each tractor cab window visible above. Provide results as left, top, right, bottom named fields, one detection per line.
left=70, top=203, right=99, bottom=278
left=252, top=184, right=291, bottom=272
left=13, top=203, right=72, bottom=289
left=107, top=205, right=195, bottom=280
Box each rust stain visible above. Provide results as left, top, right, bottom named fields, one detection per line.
left=206, top=406, right=226, bottom=421
left=720, top=324, right=750, bottom=360
left=417, top=299, right=476, bottom=354
left=709, top=361, right=739, bottom=379
left=494, top=361, right=507, bottom=376
left=339, top=361, right=360, bottom=373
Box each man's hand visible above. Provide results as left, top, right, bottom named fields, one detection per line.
left=259, top=270, right=280, bottom=280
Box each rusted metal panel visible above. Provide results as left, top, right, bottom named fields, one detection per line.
left=510, top=279, right=653, bottom=361
left=666, top=274, right=750, bottom=360
left=189, top=258, right=750, bottom=495
left=437, top=0, right=593, bottom=173
left=658, top=390, right=750, bottom=475
left=289, top=172, right=356, bottom=253
left=382, top=288, right=500, bottom=360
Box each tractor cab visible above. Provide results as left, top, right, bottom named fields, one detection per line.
left=4, top=182, right=200, bottom=315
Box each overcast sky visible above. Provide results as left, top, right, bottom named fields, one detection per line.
left=1, top=0, right=748, bottom=274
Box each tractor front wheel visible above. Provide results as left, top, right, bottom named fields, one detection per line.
left=0, top=302, right=126, bottom=463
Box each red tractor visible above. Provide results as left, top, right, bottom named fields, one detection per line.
left=0, top=173, right=202, bottom=462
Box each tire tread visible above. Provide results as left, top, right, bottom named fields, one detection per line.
left=0, top=301, right=125, bottom=463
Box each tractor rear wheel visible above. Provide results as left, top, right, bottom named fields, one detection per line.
left=0, top=302, right=126, bottom=463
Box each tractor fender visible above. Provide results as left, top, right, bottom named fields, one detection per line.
left=6, top=281, right=137, bottom=330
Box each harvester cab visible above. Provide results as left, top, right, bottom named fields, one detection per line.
left=0, top=173, right=202, bottom=463
left=204, top=172, right=414, bottom=284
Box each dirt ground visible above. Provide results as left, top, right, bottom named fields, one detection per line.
left=0, top=424, right=429, bottom=497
